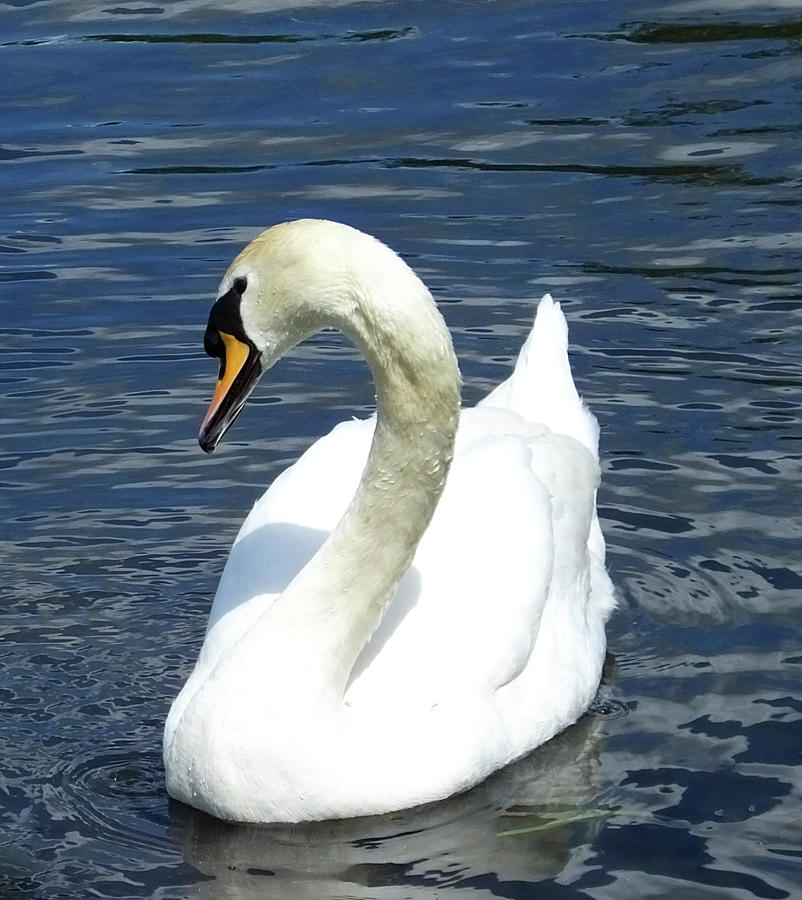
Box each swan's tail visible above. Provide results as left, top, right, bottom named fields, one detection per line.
left=480, top=294, right=600, bottom=457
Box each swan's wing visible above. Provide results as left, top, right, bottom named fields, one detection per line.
left=164, top=416, right=375, bottom=738
left=481, top=294, right=600, bottom=457
left=200, top=417, right=374, bottom=667
left=484, top=292, right=614, bottom=623
left=347, top=412, right=603, bottom=709
left=239, top=415, right=375, bottom=539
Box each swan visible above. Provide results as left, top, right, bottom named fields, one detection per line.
left=163, top=218, right=615, bottom=823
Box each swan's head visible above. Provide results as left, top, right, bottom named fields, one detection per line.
left=199, top=218, right=408, bottom=453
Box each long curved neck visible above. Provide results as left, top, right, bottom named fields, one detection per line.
left=258, top=260, right=461, bottom=697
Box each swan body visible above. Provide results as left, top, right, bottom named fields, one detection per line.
left=164, top=219, right=615, bottom=823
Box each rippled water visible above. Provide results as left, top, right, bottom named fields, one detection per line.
left=2, top=0, right=801, bottom=897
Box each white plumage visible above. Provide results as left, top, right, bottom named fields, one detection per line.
left=163, top=219, right=615, bottom=823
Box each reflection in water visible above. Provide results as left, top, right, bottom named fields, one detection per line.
left=170, top=716, right=608, bottom=899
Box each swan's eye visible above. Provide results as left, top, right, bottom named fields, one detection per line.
left=233, top=276, right=247, bottom=295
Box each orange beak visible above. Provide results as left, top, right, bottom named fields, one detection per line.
left=199, top=330, right=261, bottom=454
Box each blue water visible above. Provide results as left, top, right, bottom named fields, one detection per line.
left=2, top=1, right=801, bottom=897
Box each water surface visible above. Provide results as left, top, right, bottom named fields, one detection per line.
left=1, top=0, right=801, bottom=897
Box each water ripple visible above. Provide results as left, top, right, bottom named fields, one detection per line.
left=2, top=0, right=800, bottom=897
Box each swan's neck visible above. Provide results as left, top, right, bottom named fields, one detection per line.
left=259, top=256, right=461, bottom=696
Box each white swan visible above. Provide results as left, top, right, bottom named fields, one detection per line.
left=163, top=219, right=615, bottom=824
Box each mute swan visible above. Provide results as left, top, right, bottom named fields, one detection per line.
left=164, top=219, right=615, bottom=823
